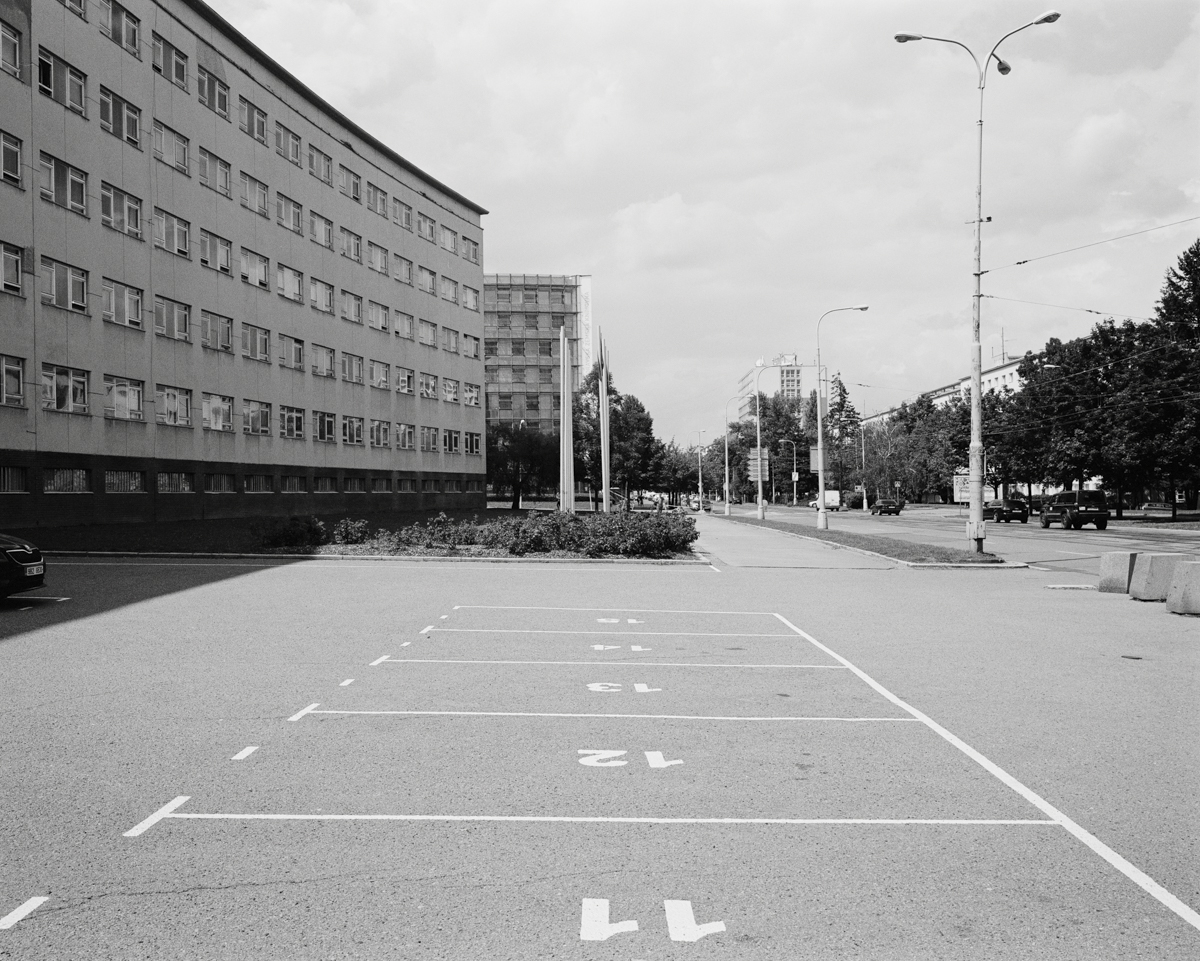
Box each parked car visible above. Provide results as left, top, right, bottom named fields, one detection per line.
left=871, top=499, right=902, bottom=515
left=1040, top=490, right=1110, bottom=530
left=985, top=498, right=1029, bottom=523
left=0, top=533, right=46, bottom=598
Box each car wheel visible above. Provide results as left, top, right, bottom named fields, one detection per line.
left=1071, top=517, right=1084, bottom=530
left=1096, top=520, right=1108, bottom=530
left=1040, top=514, right=1051, bottom=529
left=1020, top=517, right=1028, bottom=524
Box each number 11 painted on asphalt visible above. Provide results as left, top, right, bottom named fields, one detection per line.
left=580, top=899, right=725, bottom=942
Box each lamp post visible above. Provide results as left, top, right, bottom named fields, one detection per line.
left=781, top=439, right=797, bottom=506
left=722, top=394, right=747, bottom=515
left=691, top=430, right=706, bottom=511
left=815, top=305, right=869, bottom=530
left=896, top=10, right=1061, bottom=551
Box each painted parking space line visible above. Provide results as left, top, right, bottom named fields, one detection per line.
left=286, top=703, right=321, bottom=722
left=772, top=613, right=1200, bottom=934
left=231, top=746, right=258, bottom=760
left=339, top=679, right=355, bottom=686
left=429, top=628, right=795, bottom=637
left=0, top=897, right=49, bottom=931
left=123, top=796, right=190, bottom=837
left=297, top=708, right=917, bottom=722
left=377, top=658, right=847, bottom=669
left=454, top=605, right=776, bottom=615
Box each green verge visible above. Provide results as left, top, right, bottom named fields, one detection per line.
left=720, top=516, right=1003, bottom=564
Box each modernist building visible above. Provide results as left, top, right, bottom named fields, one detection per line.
left=482, top=274, right=592, bottom=435
left=861, top=357, right=1025, bottom=427
left=0, top=0, right=487, bottom=529
left=736, top=353, right=805, bottom=420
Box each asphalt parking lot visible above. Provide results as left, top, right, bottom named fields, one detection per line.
left=1, top=521, right=1198, bottom=958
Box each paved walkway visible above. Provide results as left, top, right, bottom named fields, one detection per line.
left=693, top=514, right=895, bottom=570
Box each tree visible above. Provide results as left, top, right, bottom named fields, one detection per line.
left=486, top=422, right=559, bottom=510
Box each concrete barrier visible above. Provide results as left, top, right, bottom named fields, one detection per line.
left=1165, top=562, right=1200, bottom=615
left=1129, top=553, right=1197, bottom=602
left=1098, top=552, right=1138, bottom=593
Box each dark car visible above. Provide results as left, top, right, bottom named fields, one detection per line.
left=0, top=533, right=45, bottom=598
left=871, top=499, right=901, bottom=515
left=985, top=498, right=1029, bottom=523
left=1040, top=490, right=1110, bottom=530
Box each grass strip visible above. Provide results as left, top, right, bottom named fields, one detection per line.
left=719, top=516, right=1003, bottom=564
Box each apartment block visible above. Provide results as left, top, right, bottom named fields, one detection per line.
left=736, top=354, right=805, bottom=420
left=0, top=0, right=487, bottom=528
left=482, top=274, right=592, bottom=435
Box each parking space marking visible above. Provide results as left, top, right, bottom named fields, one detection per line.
left=339, top=679, right=355, bottom=687
left=286, top=703, right=321, bottom=722
left=455, top=605, right=775, bottom=615
left=231, top=746, right=258, bottom=760
left=0, top=897, right=49, bottom=931
left=369, top=655, right=390, bottom=666
left=430, top=629, right=794, bottom=637
left=420, top=625, right=434, bottom=634
left=772, top=613, right=1200, bottom=933
left=378, top=658, right=845, bottom=669
left=299, top=708, right=916, bottom=722
left=123, top=795, right=190, bottom=837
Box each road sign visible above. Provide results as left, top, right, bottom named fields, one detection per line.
left=809, top=446, right=819, bottom=472
left=748, top=448, right=769, bottom=462
left=894, top=480, right=901, bottom=488
left=792, top=472, right=799, bottom=482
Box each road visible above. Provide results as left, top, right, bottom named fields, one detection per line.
left=1, top=522, right=1198, bottom=959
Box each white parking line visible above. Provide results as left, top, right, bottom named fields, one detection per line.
left=304, top=709, right=915, bottom=722
left=771, top=613, right=1200, bottom=934
left=454, top=605, right=774, bottom=615
left=162, top=813, right=1057, bottom=826
left=231, top=746, right=258, bottom=760
left=431, top=629, right=794, bottom=637
left=286, top=703, right=321, bottom=722
left=339, top=679, right=355, bottom=686
left=378, top=658, right=845, bottom=669
left=368, top=655, right=390, bottom=667
left=0, top=897, right=49, bottom=930
left=123, top=796, right=190, bottom=837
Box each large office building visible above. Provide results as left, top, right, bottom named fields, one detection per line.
left=0, top=0, right=487, bottom=529
left=482, top=274, right=592, bottom=435
left=861, top=357, right=1025, bottom=427
left=736, top=353, right=804, bottom=420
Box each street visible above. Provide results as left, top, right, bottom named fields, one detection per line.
left=1, top=520, right=1198, bottom=959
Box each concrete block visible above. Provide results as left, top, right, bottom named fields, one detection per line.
left=1165, top=562, right=1200, bottom=615
left=1129, top=553, right=1197, bottom=602
left=1098, top=552, right=1138, bottom=593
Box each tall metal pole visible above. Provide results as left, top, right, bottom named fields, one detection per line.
left=861, top=423, right=869, bottom=511
left=722, top=394, right=745, bottom=516
left=691, top=430, right=706, bottom=511
left=599, top=334, right=611, bottom=513
left=780, top=439, right=797, bottom=506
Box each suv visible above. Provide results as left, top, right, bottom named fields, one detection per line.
left=1040, top=490, right=1110, bottom=530
left=985, top=498, right=1029, bottom=523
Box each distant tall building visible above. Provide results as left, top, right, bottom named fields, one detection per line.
left=736, top=354, right=805, bottom=420
left=482, top=275, right=592, bottom=434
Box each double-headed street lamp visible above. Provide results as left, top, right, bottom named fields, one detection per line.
left=815, top=305, right=869, bottom=530
left=895, top=10, right=1061, bottom=551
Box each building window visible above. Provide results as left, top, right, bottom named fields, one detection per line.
left=369, top=359, right=390, bottom=389
left=198, top=148, right=231, bottom=196
left=372, top=477, right=391, bottom=493
left=279, top=335, right=304, bottom=370
left=40, top=258, right=88, bottom=313
left=0, top=465, right=25, bottom=492
left=311, top=345, right=335, bottom=378
left=497, top=393, right=512, bottom=411
left=44, top=468, right=91, bottom=493
left=240, top=248, right=269, bottom=288
left=466, top=432, right=481, bottom=455
left=511, top=340, right=526, bottom=357
left=0, top=132, right=21, bottom=189
left=308, top=145, right=332, bottom=184
left=370, top=420, right=390, bottom=448
left=154, top=296, right=189, bottom=340
left=394, top=255, right=413, bottom=285
left=313, top=410, right=336, bottom=443
left=395, top=367, right=414, bottom=394
left=38, top=49, right=86, bottom=115
left=417, top=267, right=436, bottom=295
left=243, top=399, right=271, bottom=435
left=99, top=89, right=140, bottom=147
left=200, top=230, right=232, bottom=274
left=196, top=66, right=229, bottom=118
left=282, top=475, right=306, bottom=493
left=417, top=213, right=436, bottom=242
left=239, top=171, right=269, bottom=216
left=394, top=199, right=413, bottom=229
left=309, top=211, right=332, bottom=248
left=153, top=208, right=190, bottom=257
left=395, top=312, right=415, bottom=340
left=367, top=242, right=388, bottom=274
left=100, top=184, right=141, bottom=238
left=367, top=301, right=389, bottom=332
left=341, top=352, right=364, bottom=384
left=342, top=415, right=364, bottom=446
left=1, top=21, right=20, bottom=80
left=461, top=237, right=480, bottom=264
left=484, top=339, right=497, bottom=358
left=526, top=396, right=540, bottom=413
left=442, top=328, right=460, bottom=353
left=444, top=479, right=462, bottom=493
left=343, top=477, right=365, bottom=494
left=538, top=339, right=553, bottom=357
left=310, top=277, right=334, bottom=313
left=204, top=473, right=235, bottom=493
left=102, top=376, right=143, bottom=421
left=277, top=193, right=302, bottom=233
left=314, top=476, right=337, bottom=492
left=463, top=286, right=480, bottom=311
left=245, top=474, right=273, bottom=493
left=463, top=335, right=481, bottom=360
left=276, top=264, right=303, bottom=302
left=366, top=182, right=387, bottom=216
left=340, top=290, right=362, bottom=324
left=238, top=96, right=267, bottom=143
left=201, top=392, right=233, bottom=431
left=275, top=122, right=301, bottom=164
left=419, top=426, right=438, bottom=452
left=1, top=355, right=23, bottom=406
left=152, top=121, right=188, bottom=173
left=439, top=225, right=457, bottom=254
left=158, top=472, right=193, bottom=493
left=339, top=165, right=361, bottom=201
left=417, top=320, right=437, bottom=347
left=200, top=310, right=232, bottom=352
left=419, top=372, right=438, bottom=399
left=39, top=154, right=87, bottom=215
left=241, top=323, right=270, bottom=361
left=397, top=423, right=415, bottom=450
left=155, top=384, right=191, bottom=426
left=280, top=405, right=304, bottom=439
left=443, top=378, right=459, bottom=404
left=152, top=34, right=187, bottom=90
left=440, top=277, right=459, bottom=305
left=464, top=383, right=480, bottom=407
left=101, top=279, right=142, bottom=328
left=340, top=227, right=361, bottom=262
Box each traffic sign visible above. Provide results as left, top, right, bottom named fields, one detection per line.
left=792, top=471, right=800, bottom=482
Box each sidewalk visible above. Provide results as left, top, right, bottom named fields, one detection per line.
left=694, top=514, right=895, bottom=570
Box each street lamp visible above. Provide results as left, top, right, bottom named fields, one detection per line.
left=780, top=439, right=798, bottom=505
left=815, top=305, right=869, bottom=530
left=896, top=11, right=1061, bottom=551
left=691, top=429, right=706, bottom=512
left=722, top=394, right=748, bottom=515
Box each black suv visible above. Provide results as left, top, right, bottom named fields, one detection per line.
left=985, top=498, right=1029, bottom=523
left=1040, top=490, right=1110, bottom=530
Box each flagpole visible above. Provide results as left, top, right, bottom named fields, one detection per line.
left=599, top=333, right=612, bottom=513
left=559, top=324, right=575, bottom=514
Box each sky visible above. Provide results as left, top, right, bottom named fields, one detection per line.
left=209, top=0, right=1200, bottom=442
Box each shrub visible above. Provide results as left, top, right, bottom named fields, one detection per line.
left=257, top=515, right=327, bottom=550
left=331, top=518, right=371, bottom=545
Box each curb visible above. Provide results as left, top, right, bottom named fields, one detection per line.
left=44, top=550, right=709, bottom=566
left=714, top=516, right=1027, bottom=569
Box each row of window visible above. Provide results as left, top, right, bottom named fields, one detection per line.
left=4, top=11, right=481, bottom=263
left=0, top=131, right=482, bottom=314
left=0, top=464, right=482, bottom=495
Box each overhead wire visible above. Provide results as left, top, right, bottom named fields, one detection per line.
left=983, top=215, right=1200, bottom=274
left=981, top=294, right=1153, bottom=322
